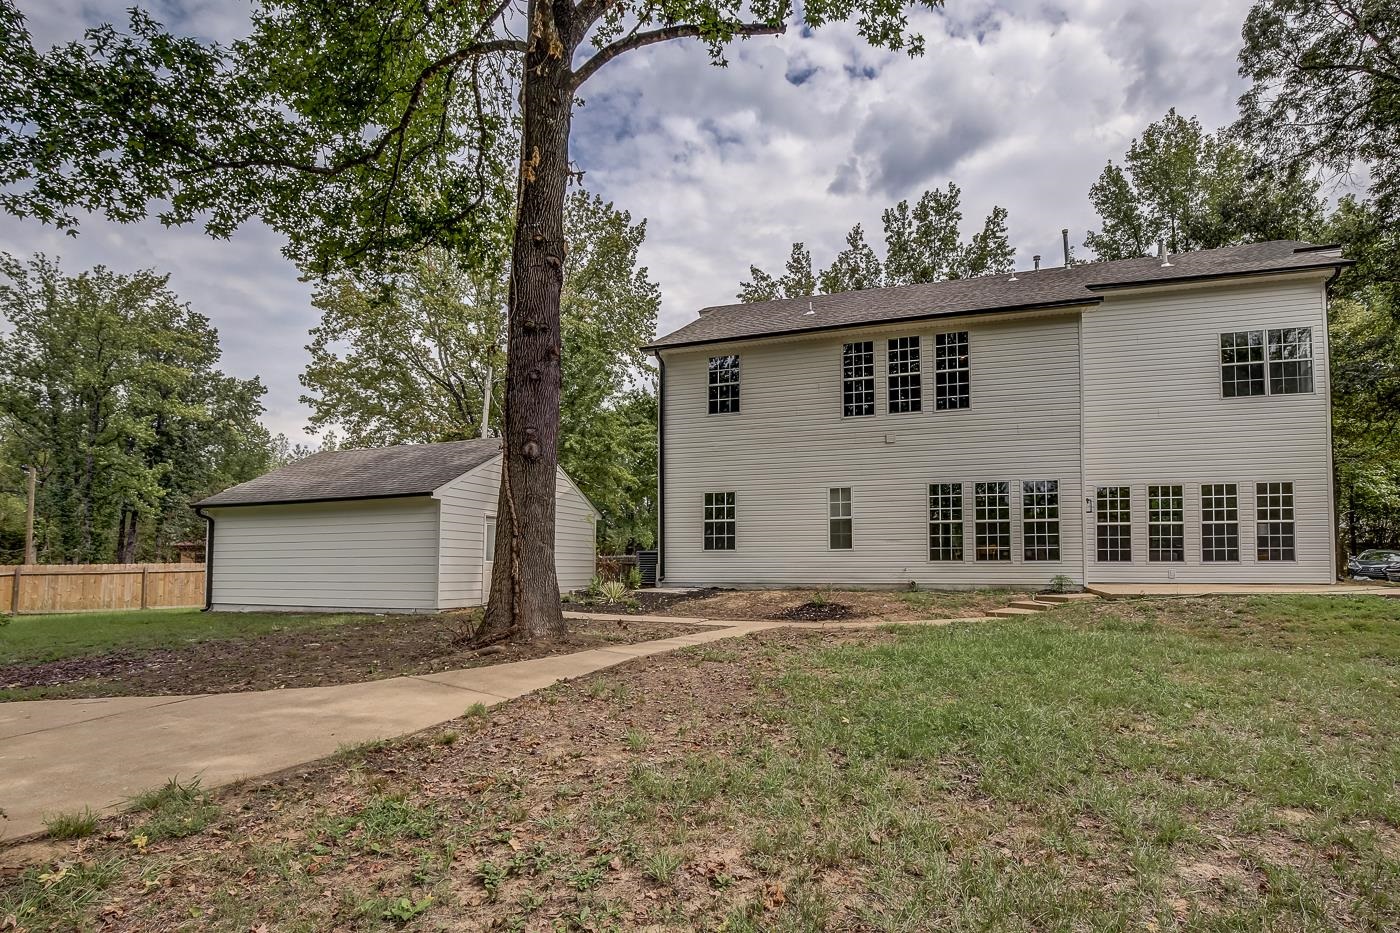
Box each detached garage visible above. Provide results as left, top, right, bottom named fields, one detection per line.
left=194, top=439, right=598, bottom=613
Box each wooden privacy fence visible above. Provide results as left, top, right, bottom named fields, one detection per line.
left=3, top=563, right=206, bottom=614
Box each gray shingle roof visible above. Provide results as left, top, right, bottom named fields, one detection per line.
left=646, top=240, right=1348, bottom=351
left=195, top=439, right=502, bottom=508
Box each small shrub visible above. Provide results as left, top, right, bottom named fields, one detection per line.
left=599, top=579, right=629, bottom=603
left=44, top=807, right=98, bottom=840
left=464, top=702, right=489, bottom=719
left=641, top=848, right=684, bottom=885
left=1049, top=574, right=1075, bottom=594
left=626, top=566, right=643, bottom=589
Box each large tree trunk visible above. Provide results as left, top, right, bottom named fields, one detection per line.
left=478, top=0, right=575, bottom=642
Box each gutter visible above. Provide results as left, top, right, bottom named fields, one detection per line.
left=191, top=491, right=434, bottom=509
left=655, top=354, right=666, bottom=582
left=194, top=506, right=214, bottom=612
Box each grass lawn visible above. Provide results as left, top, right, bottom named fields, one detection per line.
left=3, top=594, right=1399, bottom=930
left=0, top=607, right=374, bottom=666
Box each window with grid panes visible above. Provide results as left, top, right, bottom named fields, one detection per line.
left=1023, top=480, right=1060, bottom=561
left=1220, top=331, right=1266, bottom=397
left=928, top=483, right=963, bottom=561
left=1096, top=486, right=1132, bottom=562
left=887, top=336, right=922, bottom=413
left=1268, top=328, right=1313, bottom=394
left=974, top=482, right=1011, bottom=561
left=934, top=331, right=970, bottom=410
left=703, top=492, right=735, bottom=550
left=842, top=341, right=875, bottom=417
left=708, top=355, right=740, bottom=414
left=829, top=488, right=853, bottom=550
left=1256, top=482, right=1296, bottom=561
left=1148, top=485, right=1185, bottom=562
left=1201, top=484, right=1239, bottom=561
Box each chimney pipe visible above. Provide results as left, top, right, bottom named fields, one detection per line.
left=1033, top=255, right=1041, bottom=271
left=1061, top=229, right=1071, bottom=267
left=1158, top=240, right=1172, bottom=267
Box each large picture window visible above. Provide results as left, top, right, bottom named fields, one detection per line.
left=1221, top=329, right=1313, bottom=397
left=1268, top=328, right=1313, bottom=395
left=703, top=492, right=735, bottom=550
left=928, top=483, right=963, bottom=561
left=1023, top=480, right=1060, bottom=561
left=1096, top=486, right=1132, bottom=562
left=1256, top=482, right=1296, bottom=561
left=1201, top=484, right=1240, bottom=562
left=1147, top=485, right=1185, bottom=562
left=934, top=331, right=970, bottom=410
left=842, top=342, right=875, bottom=417
left=887, top=336, right=922, bottom=413
left=974, top=482, right=1011, bottom=561
left=828, top=487, right=853, bottom=550
left=708, top=355, right=740, bottom=414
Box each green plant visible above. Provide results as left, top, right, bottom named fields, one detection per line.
left=465, top=702, right=489, bottom=719
left=598, top=579, right=629, bottom=603
left=587, top=575, right=605, bottom=598
left=126, top=777, right=219, bottom=841
left=641, top=848, right=684, bottom=885
left=44, top=807, right=98, bottom=840
left=383, top=894, right=433, bottom=922
left=626, top=566, right=643, bottom=589
left=1049, top=574, right=1075, bottom=594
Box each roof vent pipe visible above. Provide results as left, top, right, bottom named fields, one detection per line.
left=1062, top=228, right=1071, bottom=267
left=803, top=300, right=815, bottom=316
left=1158, top=240, right=1173, bottom=267
left=1033, top=255, right=1041, bottom=271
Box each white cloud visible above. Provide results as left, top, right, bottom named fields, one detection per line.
left=3, top=0, right=1256, bottom=438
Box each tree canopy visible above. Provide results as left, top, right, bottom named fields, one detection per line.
left=738, top=182, right=1014, bottom=301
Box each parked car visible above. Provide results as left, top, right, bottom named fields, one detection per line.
left=1347, top=549, right=1400, bottom=581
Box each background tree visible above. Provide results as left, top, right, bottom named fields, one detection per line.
left=2, top=0, right=941, bottom=640
left=1084, top=108, right=1323, bottom=259
left=300, top=191, right=660, bottom=550
left=739, top=182, right=1014, bottom=300
left=0, top=254, right=272, bottom=563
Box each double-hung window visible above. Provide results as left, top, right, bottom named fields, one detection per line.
left=928, top=483, right=963, bottom=561
left=934, top=331, right=970, bottom=410
left=828, top=488, right=853, bottom=550
left=1201, top=484, right=1240, bottom=562
left=1256, top=482, right=1296, bottom=561
left=974, top=482, right=1011, bottom=561
left=1220, top=329, right=1313, bottom=397
left=708, top=355, right=740, bottom=414
left=703, top=492, right=736, bottom=550
left=1147, top=485, right=1185, bottom=562
left=1096, top=486, right=1132, bottom=562
left=887, top=336, right=922, bottom=413
left=1023, top=480, right=1060, bottom=561
left=842, top=342, right=875, bottom=417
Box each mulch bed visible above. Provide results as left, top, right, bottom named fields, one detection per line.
left=0, top=616, right=715, bottom=700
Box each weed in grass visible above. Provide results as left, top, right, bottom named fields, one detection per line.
left=127, top=776, right=219, bottom=841
left=465, top=702, right=490, bottom=719
left=0, top=857, right=125, bottom=929
left=625, top=728, right=649, bottom=752
left=333, top=738, right=391, bottom=760
left=323, top=795, right=440, bottom=852
left=43, top=806, right=98, bottom=840
left=566, top=863, right=606, bottom=891
left=433, top=730, right=459, bottom=745
left=641, top=848, right=684, bottom=885
left=382, top=894, right=433, bottom=922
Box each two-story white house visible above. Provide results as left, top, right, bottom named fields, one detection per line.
left=647, top=240, right=1349, bottom=588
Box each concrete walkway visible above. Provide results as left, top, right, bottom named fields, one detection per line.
left=0, top=619, right=776, bottom=841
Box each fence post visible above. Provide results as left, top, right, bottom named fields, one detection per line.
left=10, top=564, right=20, bottom=615
left=140, top=566, right=150, bottom=610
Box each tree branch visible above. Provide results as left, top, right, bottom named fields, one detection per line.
left=570, top=20, right=785, bottom=89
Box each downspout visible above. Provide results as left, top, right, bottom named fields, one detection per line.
left=655, top=353, right=666, bottom=583
left=1078, top=313, right=1089, bottom=587
left=194, top=506, right=214, bottom=611
left=1322, top=266, right=1343, bottom=581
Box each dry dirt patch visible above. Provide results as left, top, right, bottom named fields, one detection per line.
left=568, top=586, right=1021, bottom=621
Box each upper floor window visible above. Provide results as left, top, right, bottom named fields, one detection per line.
left=1023, top=480, right=1061, bottom=561
left=974, top=482, right=1011, bottom=561
left=1147, top=485, right=1185, bottom=562
left=887, top=336, right=922, bottom=413
left=934, top=331, right=970, bottom=410
left=1256, top=482, right=1296, bottom=561
left=1201, top=484, right=1239, bottom=562
left=842, top=342, right=875, bottom=417
left=928, top=483, right=963, bottom=561
left=828, top=488, right=853, bottom=549
left=708, top=355, right=740, bottom=414
left=1220, top=329, right=1313, bottom=397
left=1096, top=486, right=1131, bottom=562
left=703, top=492, right=736, bottom=550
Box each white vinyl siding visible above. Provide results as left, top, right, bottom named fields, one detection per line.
left=207, top=498, right=441, bottom=612
left=660, top=312, right=1085, bottom=587
left=1082, top=276, right=1334, bottom=583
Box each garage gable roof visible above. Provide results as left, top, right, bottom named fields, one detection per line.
left=195, top=439, right=503, bottom=507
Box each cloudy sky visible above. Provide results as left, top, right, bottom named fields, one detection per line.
left=2, top=0, right=1256, bottom=441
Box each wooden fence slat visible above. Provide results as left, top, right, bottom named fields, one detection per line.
left=1, top=563, right=205, bottom=614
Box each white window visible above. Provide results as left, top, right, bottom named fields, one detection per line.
left=1023, top=480, right=1060, bottom=562
left=1201, top=484, right=1240, bottom=562
left=703, top=492, right=736, bottom=550
left=934, top=331, right=970, bottom=410
left=1221, top=329, right=1313, bottom=397
left=1147, top=485, right=1184, bottom=562
left=828, top=488, right=853, bottom=549
left=708, top=355, right=740, bottom=414
left=887, top=336, right=922, bottom=413
left=974, top=482, right=1011, bottom=561
left=1256, top=482, right=1296, bottom=561
left=1096, top=487, right=1131, bottom=562
left=484, top=516, right=497, bottom=561
left=842, top=342, right=875, bottom=417
left=928, top=483, right=963, bottom=561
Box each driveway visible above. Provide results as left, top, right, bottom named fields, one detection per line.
left=0, top=618, right=775, bottom=841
